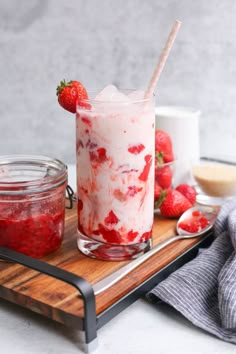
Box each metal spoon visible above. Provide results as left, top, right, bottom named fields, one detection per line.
left=93, top=205, right=218, bottom=295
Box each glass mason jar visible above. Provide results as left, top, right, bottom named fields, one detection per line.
left=0, top=155, right=68, bottom=258
left=76, top=90, right=155, bottom=261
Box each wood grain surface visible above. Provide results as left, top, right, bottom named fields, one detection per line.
left=0, top=203, right=206, bottom=325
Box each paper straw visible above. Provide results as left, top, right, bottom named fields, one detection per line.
left=144, top=20, right=182, bottom=99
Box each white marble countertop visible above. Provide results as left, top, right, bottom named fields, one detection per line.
left=0, top=165, right=235, bottom=354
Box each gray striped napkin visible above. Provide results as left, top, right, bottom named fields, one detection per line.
left=147, top=200, right=236, bottom=343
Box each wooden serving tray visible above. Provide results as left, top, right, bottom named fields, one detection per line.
left=0, top=203, right=213, bottom=350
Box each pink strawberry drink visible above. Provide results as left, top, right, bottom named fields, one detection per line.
left=76, top=86, right=155, bottom=260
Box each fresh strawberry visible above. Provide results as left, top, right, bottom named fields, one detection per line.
left=154, top=182, right=162, bottom=201
left=159, top=189, right=192, bottom=218
left=155, top=130, right=174, bottom=163
left=56, top=80, right=89, bottom=113
left=175, top=184, right=196, bottom=206
left=155, top=165, right=172, bottom=189
left=154, top=185, right=167, bottom=209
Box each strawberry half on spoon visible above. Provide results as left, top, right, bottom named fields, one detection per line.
left=56, top=80, right=89, bottom=113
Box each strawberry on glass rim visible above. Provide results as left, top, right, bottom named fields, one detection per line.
left=56, top=80, right=89, bottom=113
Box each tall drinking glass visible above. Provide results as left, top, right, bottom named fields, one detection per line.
left=76, top=89, right=155, bottom=260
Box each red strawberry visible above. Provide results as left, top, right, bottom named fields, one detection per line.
left=89, top=147, right=108, bottom=164
left=154, top=184, right=167, bottom=209
left=77, top=199, right=83, bottom=212
left=138, top=154, right=152, bottom=182
left=104, top=210, right=119, bottom=225
left=56, top=80, right=89, bottom=113
left=178, top=220, right=200, bottom=233
left=175, top=184, right=196, bottom=206
left=192, top=210, right=200, bottom=217
left=154, top=182, right=162, bottom=201
left=128, top=144, right=145, bottom=154
left=178, top=212, right=210, bottom=233
left=160, top=189, right=192, bottom=218
left=155, top=165, right=172, bottom=189
left=127, top=185, right=143, bottom=197
left=155, top=130, right=174, bottom=163
left=199, top=216, right=209, bottom=228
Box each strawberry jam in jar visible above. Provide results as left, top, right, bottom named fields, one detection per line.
left=0, top=155, right=67, bottom=258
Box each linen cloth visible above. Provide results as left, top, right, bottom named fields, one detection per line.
left=147, top=200, right=236, bottom=343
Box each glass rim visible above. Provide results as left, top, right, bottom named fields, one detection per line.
left=0, top=155, right=68, bottom=195
left=77, top=89, right=155, bottom=106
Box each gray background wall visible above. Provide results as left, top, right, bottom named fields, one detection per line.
left=0, top=0, right=235, bottom=164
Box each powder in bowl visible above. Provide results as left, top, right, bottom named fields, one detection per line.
left=192, top=163, right=236, bottom=197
